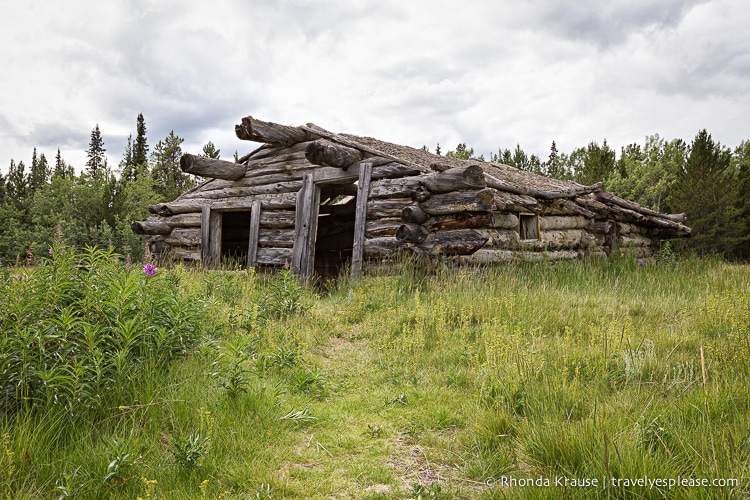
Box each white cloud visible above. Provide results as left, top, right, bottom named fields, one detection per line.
left=1, top=0, right=749, bottom=176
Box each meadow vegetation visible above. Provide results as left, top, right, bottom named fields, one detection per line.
left=1, top=246, right=748, bottom=499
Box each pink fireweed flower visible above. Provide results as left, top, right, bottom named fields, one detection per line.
left=143, top=264, right=158, bottom=277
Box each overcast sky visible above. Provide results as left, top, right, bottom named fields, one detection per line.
left=1, top=0, right=748, bottom=175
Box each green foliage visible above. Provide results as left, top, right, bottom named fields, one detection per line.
left=256, top=268, right=311, bottom=321
left=670, top=129, right=745, bottom=257
left=169, top=432, right=210, bottom=470
left=202, top=140, right=221, bottom=159
left=84, top=124, right=106, bottom=180
left=151, top=130, right=194, bottom=200
left=445, top=143, right=475, bottom=160
left=0, top=243, right=205, bottom=420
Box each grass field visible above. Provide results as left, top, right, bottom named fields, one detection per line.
left=1, top=247, right=749, bottom=499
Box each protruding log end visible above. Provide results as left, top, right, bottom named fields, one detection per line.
left=180, top=154, right=246, bottom=180
left=396, top=224, right=430, bottom=243
left=401, top=205, right=430, bottom=224
left=235, top=116, right=311, bottom=145
left=305, top=139, right=362, bottom=168
left=131, top=220, right=173, bottom=235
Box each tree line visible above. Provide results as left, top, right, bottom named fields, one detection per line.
left=1, top=119, right=748, bottom=265
left=0, top=114, right=224, bottom=265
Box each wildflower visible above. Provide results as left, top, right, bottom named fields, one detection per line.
left=48, top=248, right=53, bottom=256
left=143, top=264, right=158, bottom=277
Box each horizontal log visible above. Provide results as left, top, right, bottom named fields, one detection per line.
left=452, top=248, right=514, bottom=264
left=257, top=228, right=295, bottom=248
left=235, top=116, right=314, bottom=145
left=244, top=141, right=315, bottom=163
left=306, top=139, right=362, bottom=168
left=365, top=220, right=402, bottom=238
left=595, top=191, right=687, bottom=223
left=519, top=229, right=590, bottom=251
left=395, top=224, right=429, bottom=243
left=180, top=154, right=246, bottom=180
left=618, top=234, right=656, bottom=247
left=587, top=221, right=612, bottom=234
left=131, top=220, right=173, bottom=235
left=419, top=189, right=496, bottom=215
left=363, top=237, right=404, bottom=258
left=419, top=166, right=487, bottom=193
left=149, top=193, right=299, bottom=215
left=492, top=212, right=519, bottom=229
left=412, top=185, right=431, bottom=202
left=163, top=213, right=202, bottom=227
left=494, top=190, right=541, bottom=212
left=183, top=181, right=304, bottom=199
left=164, top=228, right=201, bottom=247
left=369, top=177, right=422, bottom=199
left=367, top=198, right=412, bottom=219
left=485, top=174, right=602, bottom=200
left=401, top=205, right=430, bottom=224
left=412, top=229, right=488, bottom=256
left=256, top=247, right=293, bottom=266
left=474, top=229, right=520, bottom=249
left=423, top=212, right=493, bottom=231
left=571, top=197, right=609, bottom=217
left=514, top=250, right=585, bottom=262
left=260, top=210, right=295, bottom=228
left=539, top=215, right=589, bottom=230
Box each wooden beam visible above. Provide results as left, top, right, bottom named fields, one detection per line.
left=306, top=139, right=362, bottom=168
left=351, top=162, right=373, bottom=279
left=180, top=154, right=246, bottom=180
left=131, top=220, right=173, bottom=235
left=209, top=210, right=222, bottom=267
left=235, top=116, right=313, bottom=145
left=247, top=200, right=261, bottom=267
left=292, top=174, right=320, bottom=280
left=201, top=207, right=211, bottom=266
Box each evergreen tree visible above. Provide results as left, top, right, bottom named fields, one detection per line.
left=202, top=141, right=221, bottom=159
left=29, top=149, right=50, bottom=194
left=151, top=130, right=192, bottom=200
left=133, top=113, right=149, bottom=178
left=120, top=134, right=135, bottom=181
left=670, top=129, right=743, bottom=257
left=85, top=124, right=106, bottom=179
left=543, top=141, right=563, bottom=179
left=0, top=171, right=5, bottom=204
left=446, top=143, right=474, bottom=160
left=6, top=160, right=28, bottom=205
left=730, top=140, right=750, bottom=260
left=574, top=140, right=616, bottom=186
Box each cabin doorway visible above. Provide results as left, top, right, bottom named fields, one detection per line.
left=314, top=185, right=358, bottom=281
left=220, top=211, right=252, bottom=265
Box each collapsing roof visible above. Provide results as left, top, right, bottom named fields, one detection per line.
left=132, top=116, right=690, bottom=279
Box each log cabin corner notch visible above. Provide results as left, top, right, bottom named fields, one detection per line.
left=133, top=116, right=692, bottom=279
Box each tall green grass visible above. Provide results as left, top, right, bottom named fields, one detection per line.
left=1, top=251, right=748, bottom=498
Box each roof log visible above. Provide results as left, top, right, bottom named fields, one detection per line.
left=180, top=154, right=247, bottom=181
left=235, top=116, right=314, bottom=145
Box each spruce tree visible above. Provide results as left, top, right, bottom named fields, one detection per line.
left=29, top=149, right=50, bottom=194
left=151, top=130, right=191, bottom=200
left=6, top=160, right=28, bottom=206
left=670, top=129, right=743, bottom=257
left=133, top=113, right=149, bottom=178
left=121, top=134, right=134, bottom=181
left=85, top=124, right=106, bottom=179
left=202, top=141, right=221, bottom=159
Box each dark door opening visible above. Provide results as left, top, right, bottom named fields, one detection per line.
left=221, top=211, right=251, bottom=265
left=314, top=185, right=357, bottom=281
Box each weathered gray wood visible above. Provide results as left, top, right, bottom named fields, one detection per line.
left=180, top=154, right=246, bottom=180
left=244, top=141, right=315, bottom=163
left=201, top=207, right=211, bottom=266
left=473, top=229, right=520, bottom=249
left=260, top=210, right=296, bottom=228
left=247, top=200, right=261, bottom=267
left=292, top=174, right=320, bottom=280
left=365, top=220, right=402, bottom=238
left=182, top=181, right=304, bottom=199
left=164, top=228, right=201, bottom=246
left=413, top=229, right=489, bottom=256
left=419, top=189, right=496, bottom=215
left=363, top=237, right=403, bottom=258
left=401, top=205, right=429, bottom=224
left=209, top=193, right=297, bottom=211
left=411, top=185, right=431, bottom=202
left=131, top=220, right=173, bottom=235
left=209, top=210, right=221, bottom=266
left=595, top=191, right=687, bottom=223
left=172, top=247, right=201, bottom=262
left=419, top=166, right=487, bottom=193
left=618, top=234, right=655, bottom=247
left=485, top=173, right=603, bottom=200
left=235, top=116, right=314, bottom=145
left=164, top=213, right=202, bottom=227
left=306, top=139, right=362, bottom=168
left=492, top=212, right=519, bottom=229
left=367, top=198, right=413, bottom=219
left=517, top=229, right=590, bottom=251
left=370, top=177, right=421, bottom=199
left=539, top=215, right=589, bottom=230
left=257, top=228, right=295, bottom=248
left=351, top=162, right=373, bottom=279
left=256, top=247, right=293, bottom=266
left=395, top=224, right=430, bottom=243
left=302, top=123, right=430, bottom=173
left=423, top=212, right=493, bottom=231
left=493, top=190, right=541, bottom=212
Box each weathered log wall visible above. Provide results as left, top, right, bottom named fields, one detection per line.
left=137, top=121, right=688, bottom=270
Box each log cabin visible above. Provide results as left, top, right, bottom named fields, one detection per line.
left=132, top=116, right=691, bottom=280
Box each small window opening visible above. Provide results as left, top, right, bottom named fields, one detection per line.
left=519, top=213, right=540, bottom=240
left=221, top=211, right=251, bottom=265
